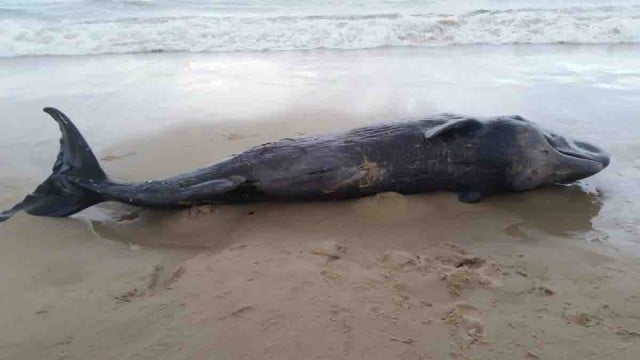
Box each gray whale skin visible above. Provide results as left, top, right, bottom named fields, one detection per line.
left=0, top=108, right=610, bottom=222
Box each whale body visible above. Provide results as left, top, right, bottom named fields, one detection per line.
left=0, top=108, right=610, bottom=222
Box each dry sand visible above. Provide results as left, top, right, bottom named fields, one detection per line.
left=2, top=120, right=640, bottom=360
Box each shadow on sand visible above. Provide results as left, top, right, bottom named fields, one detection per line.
left=86, top=184, right=602, bottom=250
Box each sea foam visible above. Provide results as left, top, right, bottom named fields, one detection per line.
left=1, top=6, right=639, bottom=57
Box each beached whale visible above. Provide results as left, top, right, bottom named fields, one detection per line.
left=0, top=108, right=609, bottom=222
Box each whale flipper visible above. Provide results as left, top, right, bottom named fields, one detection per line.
left=179, top=176, right=248, bottom=202
left=424, top=117, right=482, bottom=139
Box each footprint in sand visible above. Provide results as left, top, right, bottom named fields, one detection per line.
left=261, top=312, right=285, bottom=332
left=437, top=252, right=502, bottom=297
left=563, top=308, right=600, bottom=327
left=321, top=269, right=345, bottom=285
left=381, top=250, right=423, bottom=273
left=443, top=303, right=485, bottom=340
left=311, top=240, right=347, bottom=261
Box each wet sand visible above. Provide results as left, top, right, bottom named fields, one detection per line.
left=2, top=45, right=640, bottom=359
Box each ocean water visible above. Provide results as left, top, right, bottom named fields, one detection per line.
left=1, top=0, right=640, bottom=56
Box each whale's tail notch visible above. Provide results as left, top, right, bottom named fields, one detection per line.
left=0, top=107, right=107, bottom=222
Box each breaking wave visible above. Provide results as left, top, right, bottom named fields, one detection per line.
left=1, top=5, right=640, bottom=57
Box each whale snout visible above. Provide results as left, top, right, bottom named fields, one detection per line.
left=542, top=131, right=610, bottom=183
left=544, top=131, right=609, bottom=167
left=571, top=140, right=610, bottom=168
left=556, top=139, right=610, bottom=176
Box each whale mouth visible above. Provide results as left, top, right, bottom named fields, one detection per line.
left=555, top=147, right=608, bottom=167
left=543, top=132, right=610, bottom=168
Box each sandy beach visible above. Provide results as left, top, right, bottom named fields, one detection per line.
left=2, top=45, right=640, bottom=359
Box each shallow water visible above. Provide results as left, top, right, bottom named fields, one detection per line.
left=0, top=45, right=639, bottom=251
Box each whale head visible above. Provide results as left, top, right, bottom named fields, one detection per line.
left=484, top=116, right=610, bottom=191
left=423, top=114, right=610, bottom=195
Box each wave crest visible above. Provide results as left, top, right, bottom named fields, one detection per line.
left=1, top=6, right=639, bottom=57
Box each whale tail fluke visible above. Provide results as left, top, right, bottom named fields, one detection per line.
left=0, top=108, right=107, bottom=222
